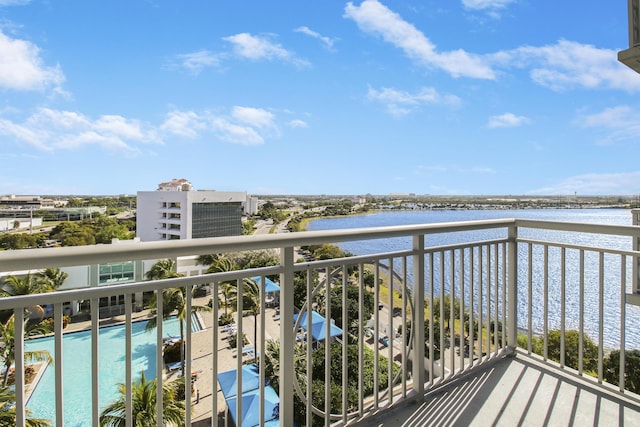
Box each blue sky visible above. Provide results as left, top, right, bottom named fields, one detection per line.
left=1, top=0, right=639, bottom=196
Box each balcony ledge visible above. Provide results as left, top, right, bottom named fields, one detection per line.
left=356, top=352, right=640, bottom=426
left=618, top=45, right=640, bottom=73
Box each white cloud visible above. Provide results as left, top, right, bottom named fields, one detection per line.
left=487, top=112, right=530, bottom=128
left=462, top=0, right=516, bottom=11
left=0, top=108, right=157, bottom=153
left=176, top=50, right=221, bottom=73
left=289, top=119, right=308, bottom=128
left=367, top=86, right=460, bottom=116
left=577, top=105, right=640, bottom=144
left=530, top=172, right=640, bottom=195
left=160, top=110, right=206, bottom=139
left=493, top=40, right=640, bottom=92
left=0, top=30, right=65, bottom=91
left=161, top=107, right=282, bottom=145
left=344, top=0, right=495, bottom=79
left=211, top=117, right=264, bottom=145
left=232, top=106, right=275, bottom=128
left=223, top=33, right=310, bottom=67
left=295, top=26, right=336, bottom=50
left=0, top=0, right=30, bottom=6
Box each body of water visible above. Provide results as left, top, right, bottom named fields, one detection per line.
left=307, top=209, right=638, bottom=349
left=25, top=316, right=199, bottom=426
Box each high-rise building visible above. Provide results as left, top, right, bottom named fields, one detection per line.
left=136, top=179, right=252, bottom=242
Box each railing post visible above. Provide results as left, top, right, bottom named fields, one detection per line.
left=279, top=246, right=295, bottom=427
left=507, top=223, right=518, bottom=353
left=633, top=209, right=640, bottom=294
left=412, top=235, right=425, bottom=396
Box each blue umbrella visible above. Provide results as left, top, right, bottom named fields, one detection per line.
left=226, top=384, right=280, bottom=427
left=293, top=311, right=342, bottom=341
left=251, top=276, right=280, bottom=293
left=217, top=364, right=261, bottom=399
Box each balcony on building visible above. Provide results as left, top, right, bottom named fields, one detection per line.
left=1, top=211, right=640, bottom=426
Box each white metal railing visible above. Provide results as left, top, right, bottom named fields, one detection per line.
left=0, top=218, right=639, bottom=426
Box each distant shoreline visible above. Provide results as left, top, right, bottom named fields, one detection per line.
left=295, top=205, right=634, bottom=232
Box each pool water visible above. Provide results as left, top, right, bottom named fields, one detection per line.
left=25, top=315, right=200, bottom=426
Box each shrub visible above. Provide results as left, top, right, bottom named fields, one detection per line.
left=163, top=341, right=182, bottom=364
left=218, top=313, right=234, bottom=326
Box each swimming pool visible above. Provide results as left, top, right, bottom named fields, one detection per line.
left=25, top=315, right=201, bottom=426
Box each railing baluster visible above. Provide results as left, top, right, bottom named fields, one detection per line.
left=599, top=252, right=605, bottom=383
left=527, top=243, right=533, bottom=355
left=124, top=294, right=132, bottom=427
left=374, top=261, right=380, bottom=407
left=324, top=266, right=331, bottom=427
left=449, top=250, right=455, bottom=378
left=493, top=243, right=499, bottom=356
left=14, top=308, right=25, bottom=427
left=306, top=266, right=314, bottom=427
left=469, top=247, right=475, bottom=367
left=155, top=289, right=164, bottom=426
left=54, top=302, right=64, bottom=427
left=620, top=255, right=627, bottom=392
left=185, top=284, right=193, bottom=425
left=459, top=248, right=465, bottom=372
left=342, top=262, right=348, bottom=423
left=428, top=251, right=435, bottom=385
left=579, top=250, right=585, bottom=375
left=478, top=245, right=483, bottom=365
left=543, top=246, right=549, bottom=361
left=485, top=245, right=491, bottom=362
left=211, top=280, right=219, bottom=427
left=401, top=255, right=408, bottom=398
left=388, top=257, right=394, bottom=403
left=560, top=247, right=566, bottom=368
left=91, top=297, right=99, bottom=427
left=357, top=263, right=364, bottom=420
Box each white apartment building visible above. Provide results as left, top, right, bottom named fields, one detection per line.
left=137, top=179, right=255, bottom=242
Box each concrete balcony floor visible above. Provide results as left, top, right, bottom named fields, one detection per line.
left=358, top=353, right=640, bottom=427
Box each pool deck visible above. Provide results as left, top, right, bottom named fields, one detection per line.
left=62, top=295, right=257, bottom=426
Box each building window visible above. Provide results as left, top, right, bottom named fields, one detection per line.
left=99, top=261, right=135, bottom=285
left=192, top=202, right=242, bottom=238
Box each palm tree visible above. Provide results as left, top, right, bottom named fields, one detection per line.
left=195, top=253, right=219, bottom=267
left=0, top=274, right=56, bottom=319
left=0, top=384, right=51, bottom=427
left=0, top=315, right=53, bottom=387
left=229, top=278, right=261, bottom=363
left=99, top=371, right=185, bottom=427
left=145, top=259, right=180, bottom=281
left=34, top=268, right=68, bottom=291
left=205, top=257, right=238, bottom=316
left=145, top=260, right=211, bottom=373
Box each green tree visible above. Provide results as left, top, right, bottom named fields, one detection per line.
left=34, top=268, right=68, bottom=291
left=0, top=315, right=53, bottom=387
left=525, top=330, right=599, bottom=373
left=0, top=274, right=57, bottom=319
left=325, top=283, right=375, bottom=335
left=604, top=350, right=640, bottom=394
left=99, top=371, right=186, bottom=427
left=228, top=278, right=262, bottom=363
left=145, top=259, right=180, bottom=281
left=145, top=260, right=211, bottom=373
left=205, top=257, right=238, bottom=317
left=0, top=384, right=52, bottom=426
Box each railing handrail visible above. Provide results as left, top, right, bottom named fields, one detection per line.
left=3, top=217, right=639, bottom=272
left=0, top=218, right=520, bottom=270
